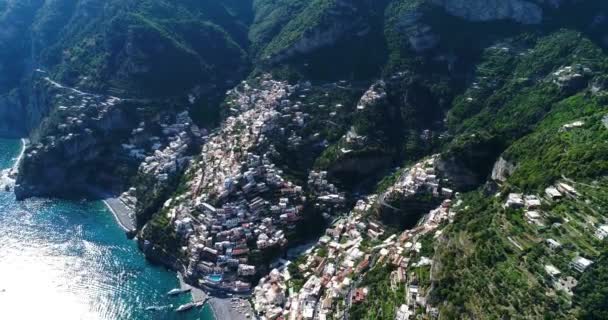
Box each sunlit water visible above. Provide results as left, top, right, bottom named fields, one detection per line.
left=0, top=138, right=214, bottom=320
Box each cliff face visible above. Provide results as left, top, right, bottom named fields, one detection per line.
left=14, top=74, right=203, bottom=202
left=264, top=0, right=371, bottom=64
left=14, top=77, right=132, bottom=199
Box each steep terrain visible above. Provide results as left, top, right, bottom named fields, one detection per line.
left=3, top=0, right=608, bottom=319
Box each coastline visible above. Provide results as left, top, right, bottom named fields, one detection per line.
left=102, top=197, right=137, bottom=234
left=1, top=138, right=27, bottom=189
left=11, top=138, right=27, bottom=172
left=177, top=271, right=255, bottom=320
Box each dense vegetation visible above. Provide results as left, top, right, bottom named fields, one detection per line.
left=575, top=244, right=608, bottom=320
left=420, top=26, right=608, bottom=318
left=350, top=264, right=406, bottom=319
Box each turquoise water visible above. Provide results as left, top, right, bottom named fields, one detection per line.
left=0, top=138, right=214, bottom=320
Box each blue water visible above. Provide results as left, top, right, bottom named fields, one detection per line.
left=0, top=138, right=214, bottom=320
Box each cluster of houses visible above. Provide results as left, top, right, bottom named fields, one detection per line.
left=253, top=198, right=375, bottom=320
left=308, top=170, right=346, bottom=219
left=127, top=112, right=203, bottom=180
left=387, top=155, right=453, bottom=199
left=189, top=77, right=295, bottom=202
left=504, top=180, right=604, bottom=296
left=25, top=75, right=124, bottom=159
left=252, top=157, right=458, bottom=320
left=356, top=81, right=387, bottom=111
left=551, top=64, right=592, bottom=91
left=157, top=77, right=327, bottom=294
left=380, top=197, right=455, bottom=320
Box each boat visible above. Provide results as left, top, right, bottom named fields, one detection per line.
left=175, top=302, right=196, bottom=312
left=167, top=287, right=190, bottom=296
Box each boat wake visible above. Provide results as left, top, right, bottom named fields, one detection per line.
left=145, top=304, right=173, bottom=311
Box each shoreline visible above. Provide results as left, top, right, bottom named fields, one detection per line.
left=177, top=271, right=255, bottom=320
left=1, top=138, right=27, bottom=189
left=102, top=197, right=136, bottom=234
left=11, top=138, right=27, bottom=172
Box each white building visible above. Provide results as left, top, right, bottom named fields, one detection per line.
left=238, top=264, right=256, bottom=276
left=546, top=238, right=562, bottom=250
left=571, top=257, right=594, bottom=272
left=395, top=304, right=412, bottom=320
left=505, top=193, right=524, bottom=208
left=545, top=187, right=562, bottom=200
left=595, top=225, right=608, bottom=240
left=545, top=264, right=561, bottom=278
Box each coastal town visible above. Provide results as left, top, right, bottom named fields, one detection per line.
left=6, top=69, right=607, bottom=319
left=4, top=2, right=608, bottom=319
left=252, top=156, right=457, bottom=319
left=130, top=76, right=351, bottom=316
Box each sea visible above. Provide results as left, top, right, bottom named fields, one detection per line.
left=0, top=138, right=214, bottom=320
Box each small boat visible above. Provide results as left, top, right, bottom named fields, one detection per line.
left=167, top=288, right=190, bottom=296
left=175, top=302, right=196, bottom=312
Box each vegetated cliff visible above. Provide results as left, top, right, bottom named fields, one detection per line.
left=0, top=0, right=253, bottom=137
left=6, top=0, right=608, bottom=318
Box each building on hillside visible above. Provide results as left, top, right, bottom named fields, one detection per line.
left=544, top=264, right=561, bottom=278
left=570, top=256, right=593, bottom=272
left=545, top=187, right=562, bottom=200
left=353, top=287, right=368, bottom=304
left=546, top=238, right=562, bottom=250
left=395, top=304, right=412, bottom=320
left=505, top=193, right=524, bottom=208
left=595, top=225, right=608, bottom=240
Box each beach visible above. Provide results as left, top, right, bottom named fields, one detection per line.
left=208, top=296, right=255, bottom=320
left=176, top=272, right=255, bottom=320
left=102, top=196, right=136, bottom=233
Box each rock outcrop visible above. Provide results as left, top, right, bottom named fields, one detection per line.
left=266, top=0, right=370, bottom=63
left=491, top=156, right=516, bottom=183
